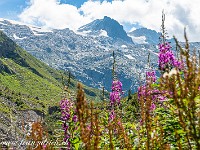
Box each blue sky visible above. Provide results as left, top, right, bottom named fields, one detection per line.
left=0, top=0, right=26, bottom=19
left=0, top=0, right=83, bottom=19
left=60, top=0, right=112, bottom=8
left=0, top=0, right=200, bottom=41
left=0, top=0, right=112, bottom=19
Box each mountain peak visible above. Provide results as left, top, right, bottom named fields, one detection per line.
left=78, top=16, right=133, bottom=43
left=128, top=27, right=161, bottom=44
left=103, top=16, right=110, bottom=19
left=103, top=16, right=112, bottom=20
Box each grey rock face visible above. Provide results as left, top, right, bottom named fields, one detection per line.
left=1, top=18, right=199, bottom=95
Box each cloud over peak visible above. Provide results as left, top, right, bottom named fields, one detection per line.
left=19, top=0, right=90, bottom=30
left=19, top=0, right=200, bottom=41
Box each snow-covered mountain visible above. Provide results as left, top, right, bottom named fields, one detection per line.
left=128, top=27, right=176, bottom=45
left=78, top=16, right=133, bottom=44
left=1, top=17, right=198, bottom=95
left=128, top=28, right=160, bottom=44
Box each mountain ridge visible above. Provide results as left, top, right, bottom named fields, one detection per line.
left=128, top=27, right=160, bottom=44
left=1, top=17, right=200, bottom=95
left=78, top=16, right=133, bottom=43
left=0, top=18, right=171, bottom=94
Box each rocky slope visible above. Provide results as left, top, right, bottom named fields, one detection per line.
left=0, top=31, right=103, bottom=146
left=1, top=17, right=199, bottom=95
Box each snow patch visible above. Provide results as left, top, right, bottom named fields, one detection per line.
left=29, top=26, right=52, bottom=36
left=147, top=49, right=158, bottom=56
left=99, top=30, right=108, bottom=37
left=129, top=27, right=137, bottom=32
left=75, top=30, right=92, bottom=36
left=125, top=54, right=134, bottom=60
left=13, top=34, right=26, bottom=40
left=129, top=35, right=147, bottom=44
left=0, top=21, right=8, bottom=26
left=0, top=18, right=52, bottom=36
left=0, top=18, right=31, bottom=26
left=121, top=45, right=127, bottom=48
left=32, top=31, right=44, bottom=36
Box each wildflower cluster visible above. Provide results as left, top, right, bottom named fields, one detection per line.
left=110, top=80, right=123, bottom=106
left=108, top=110, right=116, bottom=122
left=60, top=99, right=78, bottom=148
left=138, top=70, right=166, bottom=111
left=19, top=12, right=199, bottom=150
left=146, top=71, right=156, bottom=83
left=109, top=51, right=123, bottom=123
left=158, top=42, right=183, bottom=72
left=138, top=86, right=166, bottom=101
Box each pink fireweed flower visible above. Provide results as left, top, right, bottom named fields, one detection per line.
left=139, top=119, right=143, bottom=126
left=158, top=42, right=183, bottom=71
left=60, top=99, right=72, bottom=112
left=87, top=125, right=91, bottom=131
left=157, top=95, right=166, bottom=101
left=150, top=103, right=156, bottom=111
left=138, top=86, right=166, bottom=102
left=146, top=70, right=156, bottom=83
left=60, top=98, right=76, bottom=146
left=151, top=89, right=167, bottom=101
left=110, top=91, right=120, bottom=104
left=62, top=123, right=69, bottom=131
left=138, top=83, right=167, bottom=112
left=109, top=110, right=116, bottom=122
left=117, top=120, right=122, bottom=126
left=60, top=99, right=72, bottom=121
left=112, top=80, right=122, bottom=92
left=43, top=144, right=47, bottom=149
left=72, top=115, right=78, bottom=122
left=110, top=80, right=123, bottom=106
left=137, top=85, right=147, bottom=99
left=64, top=135, right=70, bottom=143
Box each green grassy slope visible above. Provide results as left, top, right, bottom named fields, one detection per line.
left=0, top=31, right=103, bottom=115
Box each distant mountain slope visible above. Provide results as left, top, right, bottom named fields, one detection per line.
left=128, top=28, right=175, bottom=45
left=0, top=18, right=160, bottom=94
left=78, top=16, right=133, bottom=43
left=0, top=30, right=101, bottom=101
left=0, top=31, right=104, bottom=141
left=2, top=18, right=199, bottom=96
left=128, top=28, right=161, bottom=44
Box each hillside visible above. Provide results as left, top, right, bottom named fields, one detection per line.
left=0, top=18, right=159, bottom=95
left=0, top=31, right=104, bottom=142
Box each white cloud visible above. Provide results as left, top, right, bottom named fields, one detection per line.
left=19, top=0, right=200, bottom=41
left=19, top=0, right=91, bottom=30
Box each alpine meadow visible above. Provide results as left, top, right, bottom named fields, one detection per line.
left=0, top=2, right=200, bottom=150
